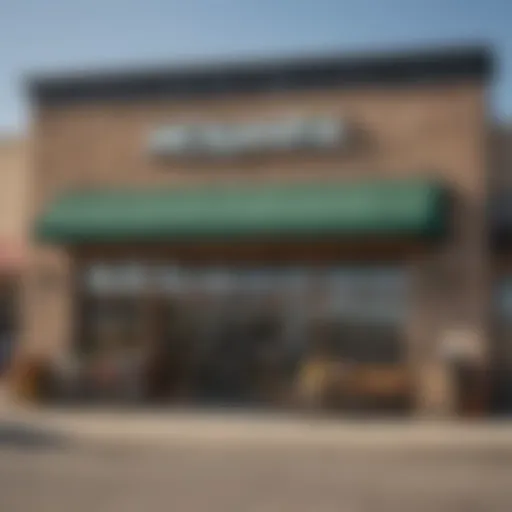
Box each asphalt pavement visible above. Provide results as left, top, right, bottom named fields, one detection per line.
left=1, top=407, right=512, bottom=511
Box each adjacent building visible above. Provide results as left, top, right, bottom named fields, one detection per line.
left=0, top=137, right=29, bottom=374
left=490, top=123, right=512, bottom=412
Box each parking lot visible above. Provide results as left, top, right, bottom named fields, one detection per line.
left=1, top=410, right=512, bottom=511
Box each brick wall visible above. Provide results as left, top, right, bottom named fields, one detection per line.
left=0, top=137, right=29, bottom=259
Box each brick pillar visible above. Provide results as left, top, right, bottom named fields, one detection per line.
left=415, top=361, right=457, bottom=417
left=19, top=246, right=74, bottom=363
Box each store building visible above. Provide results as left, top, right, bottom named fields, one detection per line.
left=490, top=124, right=512, bottom=413
left=24, top=45, right=492, bottom=413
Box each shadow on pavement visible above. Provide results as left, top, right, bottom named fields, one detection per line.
left=0, top=421, right=67, bottom=450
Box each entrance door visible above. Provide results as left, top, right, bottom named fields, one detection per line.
left=174, top=268, right=301, bottom=406
left=150, top=267, right=308, bottom=406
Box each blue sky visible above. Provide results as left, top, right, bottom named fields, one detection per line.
left=0, top=0, right=511, bottom=133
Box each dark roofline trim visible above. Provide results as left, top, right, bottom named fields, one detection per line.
left=27, top=44, right=493, bottom=106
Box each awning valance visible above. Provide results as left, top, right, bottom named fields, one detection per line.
left=36, top=178, right=449, bottom=244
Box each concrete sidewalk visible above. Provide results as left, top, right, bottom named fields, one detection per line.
left=2, top=404, right=512, bottom=449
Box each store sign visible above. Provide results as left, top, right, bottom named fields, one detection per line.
left=148, top=117, right=347, bottom=157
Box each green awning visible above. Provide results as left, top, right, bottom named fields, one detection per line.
left=36, top=178, right=449, bottom=244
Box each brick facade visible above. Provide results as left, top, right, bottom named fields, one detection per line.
left=24, top=48, right=491, bottom=414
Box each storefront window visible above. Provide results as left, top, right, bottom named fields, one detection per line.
left=79, top=297, right=143, bottom=356
left=193, top=267, right=236, bottom=295
left=84, top=262, right=149, bottom=296
left=327, top=267, right=407, bottom=323
left=155, top=264, right=182, bottom=294
left=77, top=262, right=408, bottom=386
left=321, top=267, right=408, bottom=364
